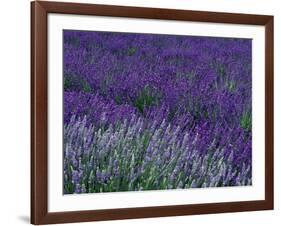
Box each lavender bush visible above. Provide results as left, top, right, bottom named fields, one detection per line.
left=63, top=30, right=252, bottom=194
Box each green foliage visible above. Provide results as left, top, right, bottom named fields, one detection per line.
left=64, top=74, right=92, bottom=93
left=241, top=111, right=252, bottom=131
left=227, top=80, right=236, bottom=92
left=64, top=76, right=74, bottom=90
left=82, top=80, right=92, bottom=93
left=218, top=64, right=226, bottom=77
left=64, top=74, right=81, bottom=90
left=115, top=95, right=122, bottom=105
left=127, top=47, right=137, bottom=56
left=134, top=86, right=160, bottom=113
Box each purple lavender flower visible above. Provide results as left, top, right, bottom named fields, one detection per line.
left=63, top=30, right=252, bottom=194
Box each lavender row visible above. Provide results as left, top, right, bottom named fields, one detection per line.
left=64, top=31, right=252, bottom=130
left=64, top=115, right=251, bottom=194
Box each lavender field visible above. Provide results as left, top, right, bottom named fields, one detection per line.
left=63, top=30, right=252, bottom=194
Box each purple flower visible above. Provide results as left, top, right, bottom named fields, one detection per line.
left=63, top=30, right=252, bottom=194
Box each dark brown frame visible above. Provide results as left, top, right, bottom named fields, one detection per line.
left=31, top=1, right=274, bottom=224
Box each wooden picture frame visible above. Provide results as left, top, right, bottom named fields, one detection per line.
left=31, top=1, right=274, bottom=224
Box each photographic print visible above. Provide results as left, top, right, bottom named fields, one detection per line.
left=63, top=30, right=252, bottom=194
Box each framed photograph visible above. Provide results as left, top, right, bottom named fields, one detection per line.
left=31, top=1, right=274, bottom=224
